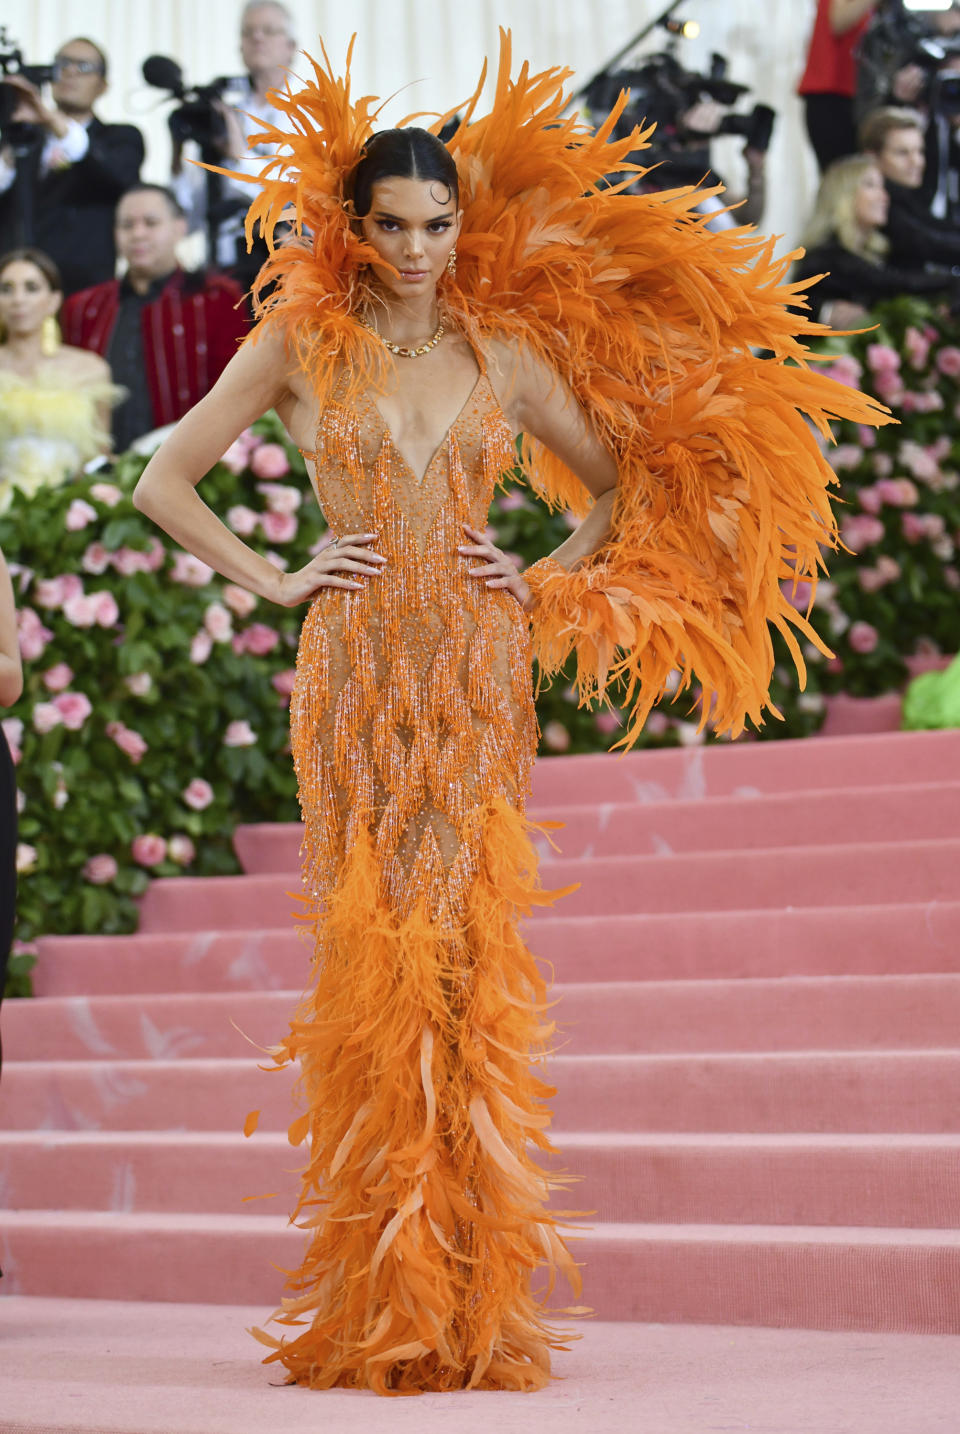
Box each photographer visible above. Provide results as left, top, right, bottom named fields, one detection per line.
left=861, top=105, right=960, bottom=267
left=0, top=37, right=144, bottom=296
left=170, top=2, right=296, bottom=283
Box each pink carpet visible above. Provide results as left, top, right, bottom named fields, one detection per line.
left=2, top=730, right=960, bottom=1429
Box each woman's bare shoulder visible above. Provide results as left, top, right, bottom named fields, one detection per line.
left=57, top=346, right=113, bottom=383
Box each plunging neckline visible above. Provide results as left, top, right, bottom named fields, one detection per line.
left=368, top=370, right=487, bottom=485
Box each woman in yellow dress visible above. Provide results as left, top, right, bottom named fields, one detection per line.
left=132, top=39, right=886, bottom=1396
left=0, top=248, right=114, bottom=512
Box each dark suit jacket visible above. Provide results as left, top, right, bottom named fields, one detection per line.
left=0, top=116, right=144, bottom=296
left=884, top=180, right=960, bottom=273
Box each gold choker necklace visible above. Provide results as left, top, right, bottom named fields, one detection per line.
left=361, top=317, right=444, bottom=358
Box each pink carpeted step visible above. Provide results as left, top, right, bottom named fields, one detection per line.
left=527, top=730, right=960, bottom=806
left=30, top=901, right=960, bottom=998
left=233, top=780, right=960, bottom=873
left=3, top=1130, right=959, bottom=1229
left=4, top=1050, right=960, bottom=1135
left=7, top=975, right=960, bottom=1062
left=4, top=1210, right=959, bottom=1332
left=137, top=839, right=960, bottom=933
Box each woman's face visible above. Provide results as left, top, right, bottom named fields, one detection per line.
left=359, top=176, right=461, bottom=301
left=0, top=260, right=61, bottom=339
left=854, top=165, right=889, bottom=231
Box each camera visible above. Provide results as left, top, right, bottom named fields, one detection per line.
left=142, top=54, right=243, bottom=154
left=0, top=26, right=54, bottom=146
left=586, top=49, right=775, bottom=187
left=858, top=2, right=960, bottom=117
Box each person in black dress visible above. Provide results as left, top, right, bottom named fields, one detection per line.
left=0, top=544, right=22, bottom=1075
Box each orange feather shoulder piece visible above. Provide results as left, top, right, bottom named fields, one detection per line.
left=211, top=32, right=892, bottom=744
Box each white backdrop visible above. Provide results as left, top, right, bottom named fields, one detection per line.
left=5, top=1, right=820, bottom=250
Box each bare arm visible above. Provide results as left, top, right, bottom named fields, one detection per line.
left=461, top=342, right=620, bottom=607
left=829, top=0, right=874, bottom=35
left=0, top=547, right=23, bottom=707
left=133, top=329, right=384, bottom=604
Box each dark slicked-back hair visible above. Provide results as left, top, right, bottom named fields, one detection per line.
left=345, top=128, right=459, bottom=218
left=116, top=184, right=186, bottom=219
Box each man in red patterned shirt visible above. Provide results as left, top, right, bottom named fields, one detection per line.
left=60, top=185, right=249, bottom=452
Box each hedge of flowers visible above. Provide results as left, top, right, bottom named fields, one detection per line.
left=807, top=296, right=960, bottom=698
left=12, top=336, right=949, bottom=974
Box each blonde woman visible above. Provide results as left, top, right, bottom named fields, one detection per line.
left=794, top=153, right=957, bottom=327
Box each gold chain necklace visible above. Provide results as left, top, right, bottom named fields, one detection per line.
left=360, top=316, right=445, bottom=359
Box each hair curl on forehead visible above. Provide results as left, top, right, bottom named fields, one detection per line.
left=344, top=127, right=459, bottom=219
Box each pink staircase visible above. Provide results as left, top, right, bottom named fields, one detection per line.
left=2, top=730, right=960, bottom=1333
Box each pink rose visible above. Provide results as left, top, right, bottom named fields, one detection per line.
left=866, top=343, right=901, bottom=375
left=190, top=630, right=213, bottom=664
left=238, top=427, right=262, bottom=453
left=830, top=444, right=862, bottom=472
left=16, top=843, right=38, bottom=873
left=899, top=441, right=940, bottom=483
left=240, top=622, right=279, bottom=656
left=32, top=701, right=64, bottom=734
left=171, top=552, right=215, bottom=587
left=858, top=486, right=883, bottom=515
left=936, top=345, right=960, bottom=377
left=92, top=590, right=119, bottom=628
left=902, top=512, right=928, bottom=543
left=81, top=542, right=111, bottom=574
left=168, top=834, right=196, bottom=866
left=644, top=712, right=670, bottom=736
left=223, top=719, right=257, bottom=747
left=871, top=453, right=894, bottom=478
left=204, top=602, right=233, bottom=642
left=220, top=440, right=249, bottom=474
left=264, top=551, right=289, bottom=571
left=594, top=710, right=622, bottom=735
left=542, top=720, right=570, bottom=752
left=271, top=668, right=297, bottom=696
left=875, top=478, right=919, bottom=507
left=183, top=778, right=214, bottom=811
left=89, top=481, right=123, bottom=507
left=840, top=515, right=885, bottom=549
left=18, top=607, right=53, bottom=661
left=945, top=567, right=960, bottom=590
left=106, top=720, right=148, bottom=763
left=62, top=594, right=98, bottom=628
left=132, top=834, right=167, bottom=867
left=2, top=715, right=23, bottom=752
left=260, top=510, right=297, bottom=544
left=223, top=584, right=258, bottom=617
left=124, top=672, right=152, bottom=696
left=924, top=513, right=947, bottom=540
left=872, top=373, right=904, bottom=406
left=226, top=505, right=259, bottom=536
left=112, top=547, right=151, bottom=577
left=144, top=538, right=166, bottom=572
left=257, top=481, right=301, bottom=514
left=904, top=326, right=931, bottom=370
left=825, top=354, right=863, bottom=388
left=65, top=498, right=98, bottom=531
left=780, top=579, right=813, bottom=611
left=856, top=425, right=877, bottom=450
left=250, top=443, right=291, bottom=480
left=858, top=567, right=886, bottom=593
left=83, top=853, right=118, bottom=884
left=497, top=490, right=529, bottom=512
left=53, top=691, right=92, bottom=731
left=848, top=621, right=879, bottom=655
left=32, top=576, right=67, bottom=608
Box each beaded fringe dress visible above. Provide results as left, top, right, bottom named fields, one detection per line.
left=218, top=34, right=892, bottom=1396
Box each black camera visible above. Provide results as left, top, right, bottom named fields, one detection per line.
left=142, top=54, right=241, bottom=154
left=0, top=26, right=54, bottom=146
left=858, top=2, right=960, bottom=118
left=586, top=50, right=775, bottom=188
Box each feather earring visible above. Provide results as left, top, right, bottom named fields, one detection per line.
left=41, top=316, right=61, bottom=356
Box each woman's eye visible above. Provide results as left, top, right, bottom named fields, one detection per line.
left=377, top=220, right=400, bottom=232
left=428, top=222, right=452, bottom=233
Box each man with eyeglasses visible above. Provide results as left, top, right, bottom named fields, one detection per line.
left=171, top=2, right=296, bottom=289
left=0, top=37, right=144, bottom=295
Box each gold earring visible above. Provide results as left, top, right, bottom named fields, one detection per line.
left=41, top=315, right=61, bottom=356
left=446, top=248, right=457, bottom=277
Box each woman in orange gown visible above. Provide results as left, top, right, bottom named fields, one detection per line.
left=134, top=39, right=886, bottom=1395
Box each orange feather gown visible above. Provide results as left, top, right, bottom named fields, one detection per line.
left=221, top=36, right=890, bottom=1394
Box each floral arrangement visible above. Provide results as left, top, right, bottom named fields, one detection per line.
left=2, top=397, right=879, bottom=973
left=805, top=297, right=960, bottom=698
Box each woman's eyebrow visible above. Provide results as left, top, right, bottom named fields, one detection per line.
left=372, top=210, right=454, bottom=222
